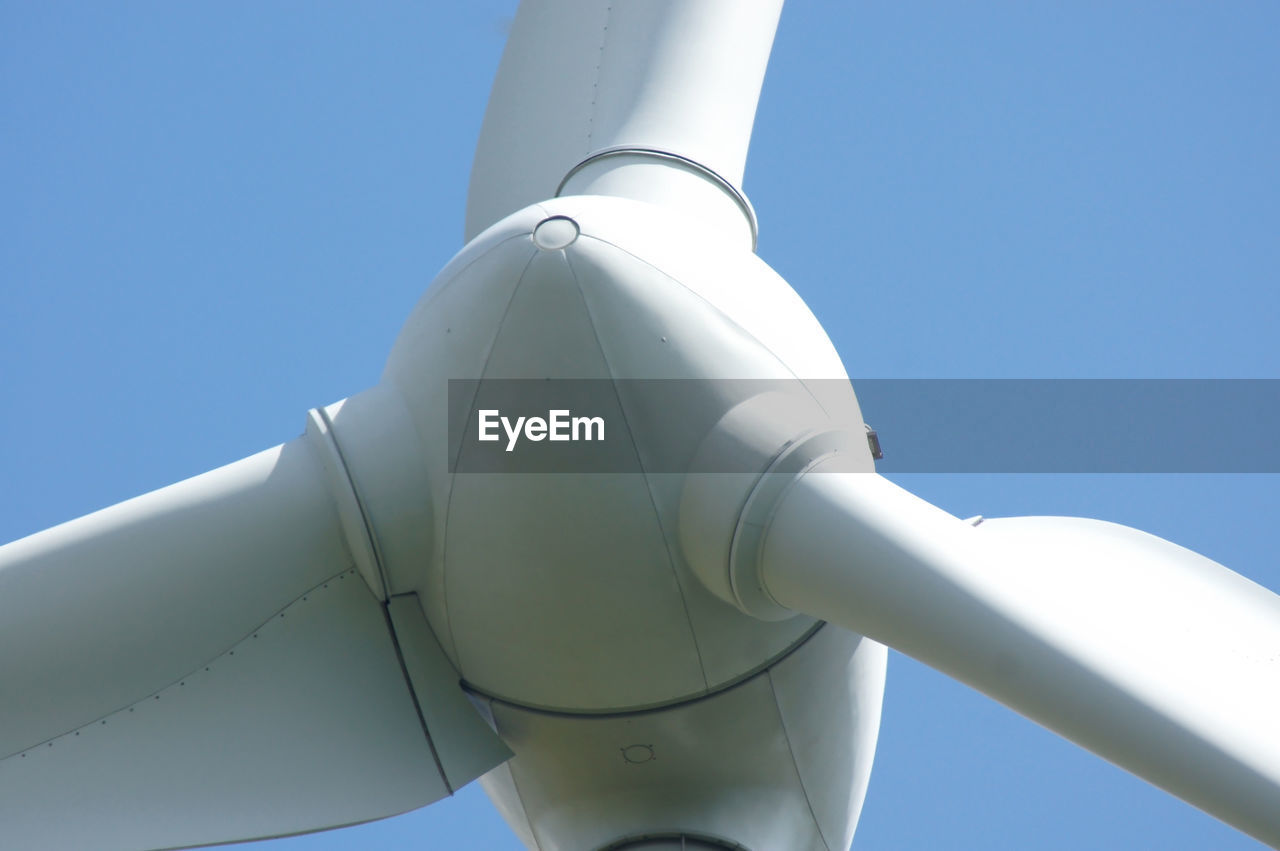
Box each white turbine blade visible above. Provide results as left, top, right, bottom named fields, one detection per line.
left=466, top=0, right=784, bottom=246
left=754, top=470, right=1280, bottom=848
left=0, top=435, right=504, bottom=850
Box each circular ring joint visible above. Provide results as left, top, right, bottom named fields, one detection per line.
left=556, top=146, right=758, bottom=251
left=727, top=429, right=861, bottom=620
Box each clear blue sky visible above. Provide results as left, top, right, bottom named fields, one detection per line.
left=3, top=3, right=1278, bottom=849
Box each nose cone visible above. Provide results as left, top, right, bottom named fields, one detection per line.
left=443, top=228, right=714, bottom=711
left=383, top=197, right=867, bottom=712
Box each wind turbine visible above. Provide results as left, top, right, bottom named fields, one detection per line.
left=3, top=3, right=1279, bottom=850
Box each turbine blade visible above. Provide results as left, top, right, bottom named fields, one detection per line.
left=466, top=0, right=784, bottom=246
left=0, top=435, right=506, bottom=850
left=756, top=470, right=1280, bottom=848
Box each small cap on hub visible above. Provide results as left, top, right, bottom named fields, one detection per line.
left=532, top=215, right=579, bottom=250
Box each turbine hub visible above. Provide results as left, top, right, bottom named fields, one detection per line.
left=336, top=196, right=872, bottom=713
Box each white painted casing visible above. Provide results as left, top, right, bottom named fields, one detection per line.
left=466, top=0, right=784, bottom=249
left=754, top=468, right=1280, bottom=848
left=284, top=194, right=887, bottom=849
left=477, top=625, right=886, bottom=851
left=0, top=434, right=508, bottom=849
left=377, top=195, right=875, bottom=714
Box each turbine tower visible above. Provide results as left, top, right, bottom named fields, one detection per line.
left=2, top=3, right=1278, bottom=850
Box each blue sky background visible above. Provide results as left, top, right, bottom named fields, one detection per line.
left=3, top=3, right=1278, bottom=849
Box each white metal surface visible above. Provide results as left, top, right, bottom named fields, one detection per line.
left=5, top=2, right=1276, bottom=848
left=0, top=567, right=436, bottom=851
left=0, top=431, right=511, bottom=848
left=0, top=440, right=345, bottom=757
left=753, top=468, right=1280, bottom=848
left=387, top=593, right=516, bottom=790
left=476, top=625, right=885, bottom=851
left=382, top=195, right=872, bottom=712
left=305, top=407, right=388, bottom=600
left=466, top=0, right=783, bottom=248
